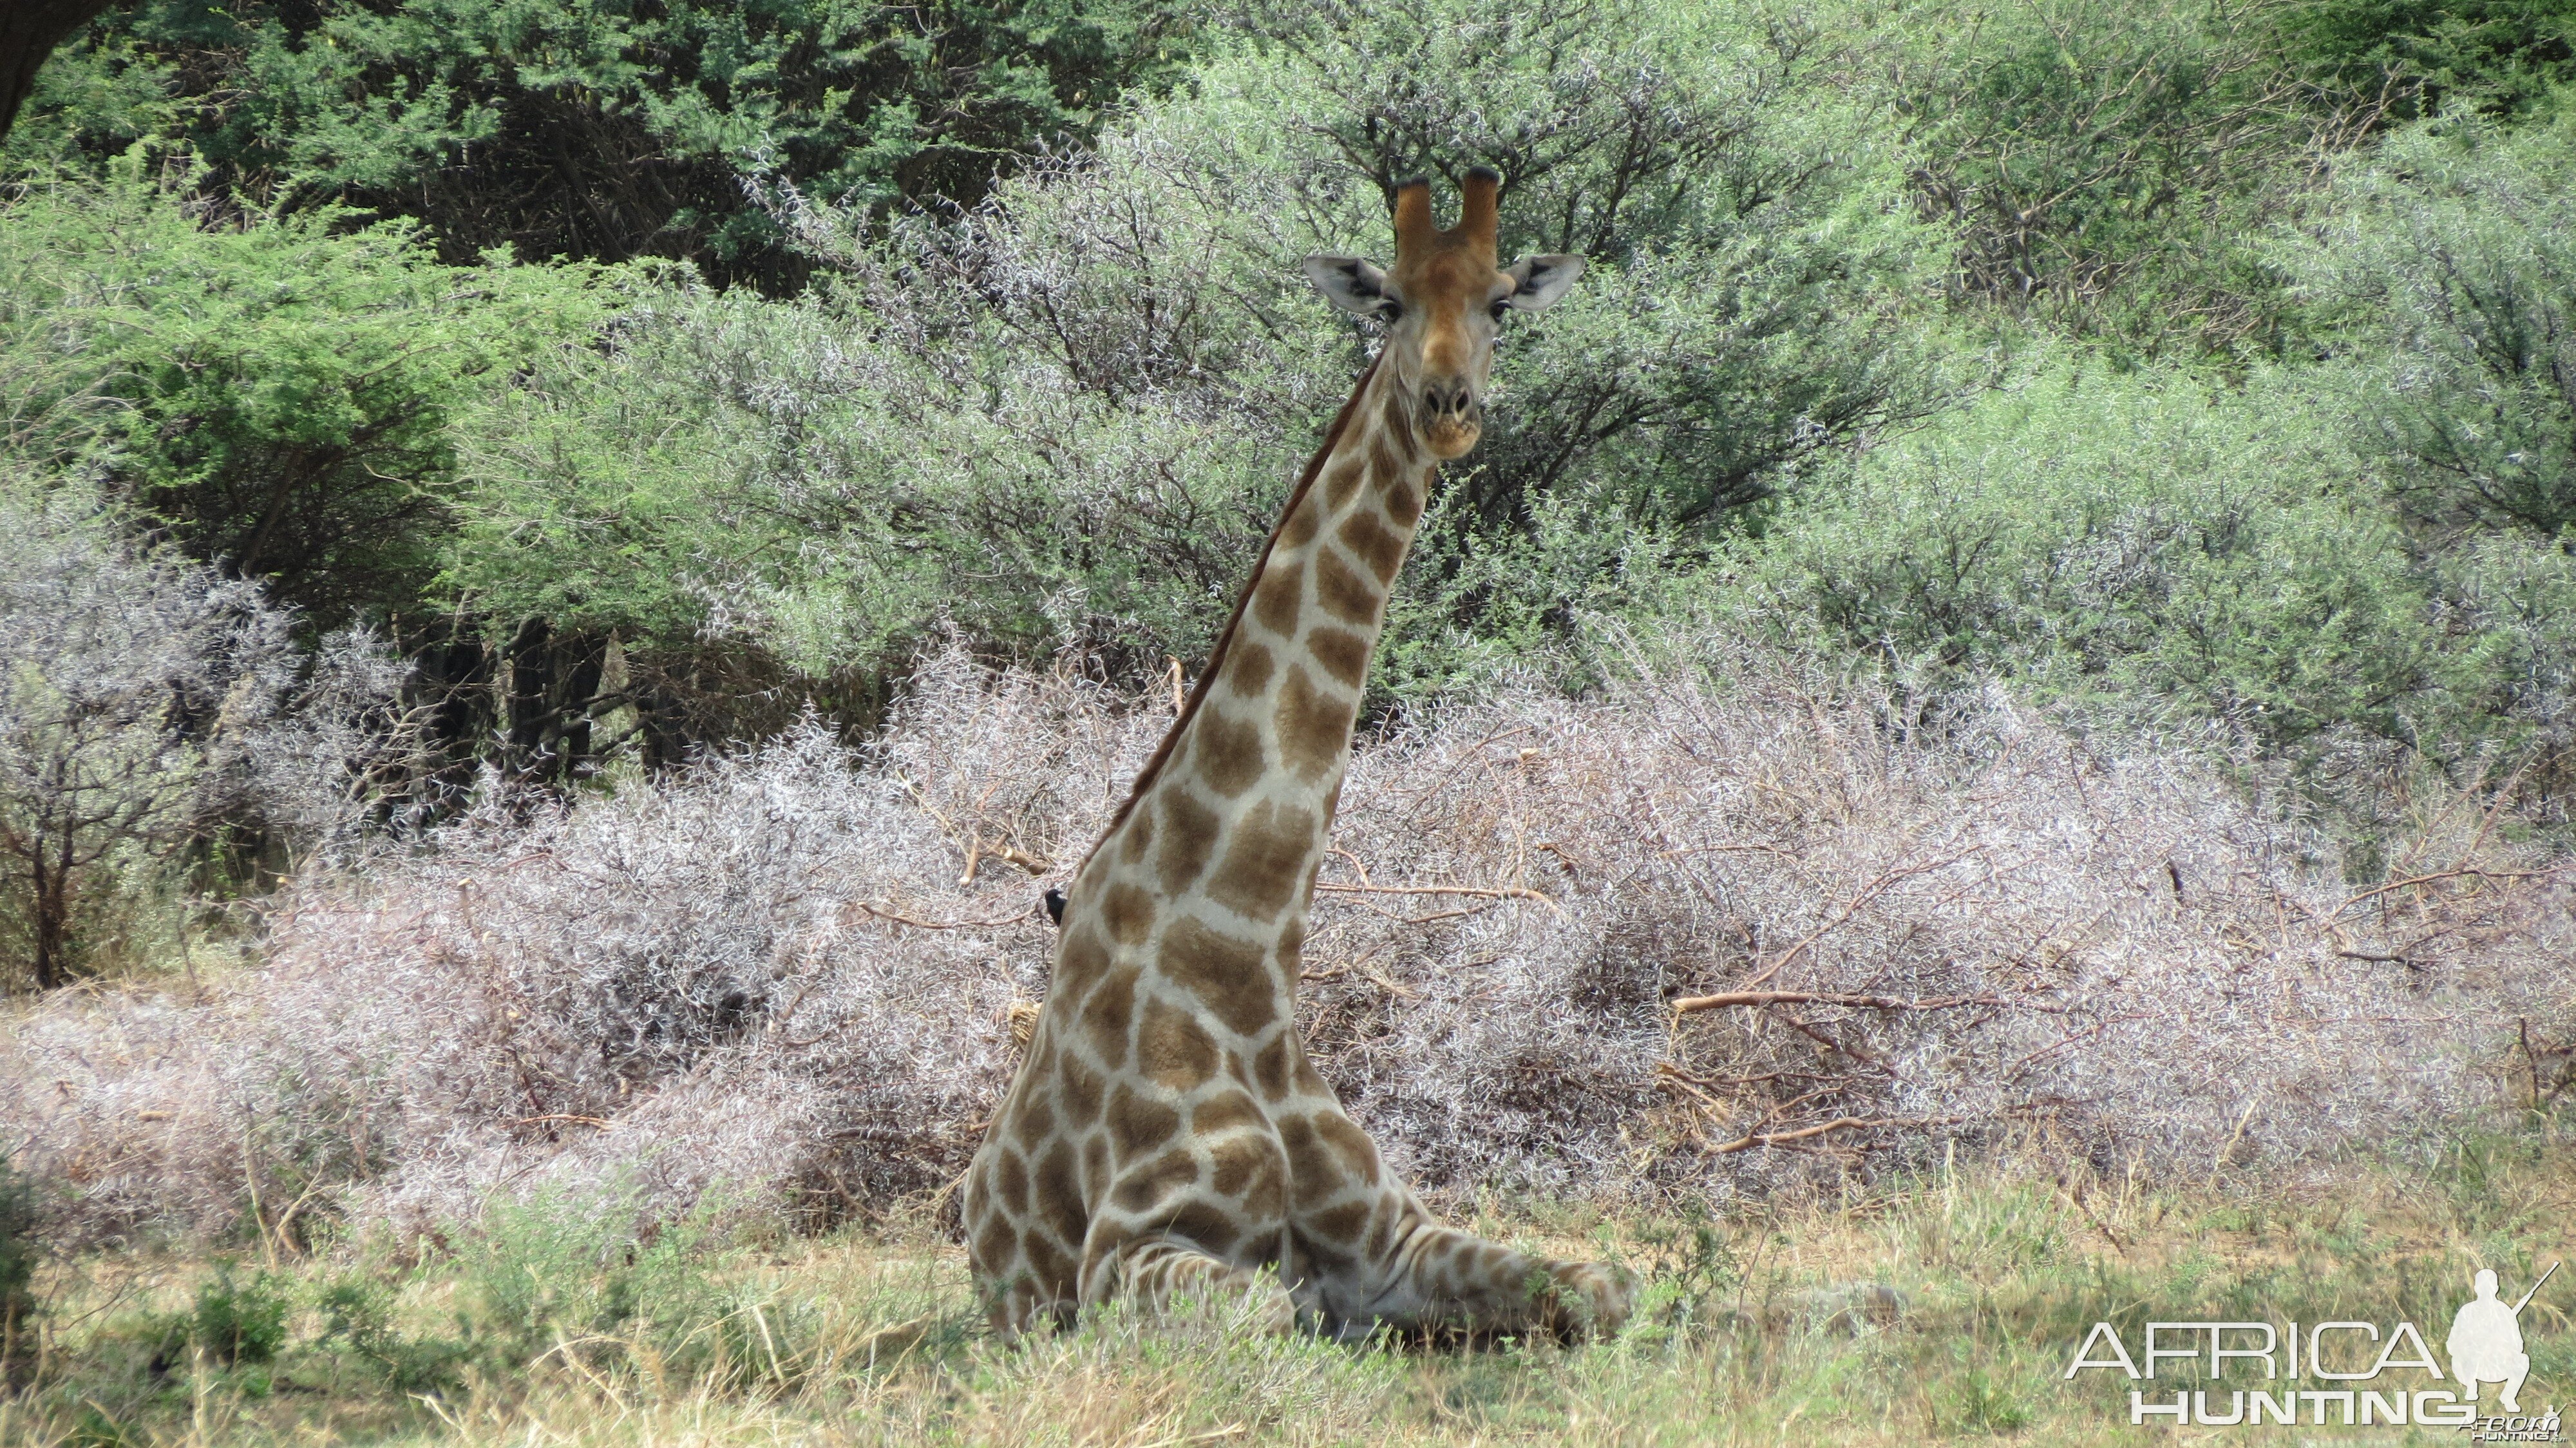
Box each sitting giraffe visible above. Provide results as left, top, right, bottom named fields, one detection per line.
left=964, top=169, right=1635, bottom=1342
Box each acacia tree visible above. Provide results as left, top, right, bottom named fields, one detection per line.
left=0, top=485, right=294, bottom=990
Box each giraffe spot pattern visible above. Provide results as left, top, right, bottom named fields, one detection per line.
left=1307, top=626, right=1370, bottom=689
left=1191, top=707, right=1265, bottom=797
left=1035, top=1141, right=1086, bottom=1246
left=996, top=1144, right=1032, bottom=1216
left=1208, top=1135, right=1282, bottom=1202
left=1280, top=493, right=1321, bottom=548
left=1314, top=1111, right=1383, bottom=1183
left=1191, top=1088, right=1267, bottom=1137
left=1057, top=922, right=1110, bottom=987
left=1274, top=665, right=1355, bottom=780
left=1205, top=799, right=1318, bottom=922
left=1314, top=548, right=1382, bottom=626
left=1381, top=392, right=1415, bottom=453
left=1080, top=964, right=1139, bottom=1066
left=1338, top=508, right=1406, bottom=585
left=1163, top=1201, right=1245, bottom=1257
left=1061, top=1054, right=1103, bottom=1119
left=1101, top=882, right=1157, bottom=945
left=1253, top=1033, right=1293, bottom=1100
left=1305, top=1200, right=1368, bottom=1244
left=1276, top=1114, right=1340, bottom=1210
left=1111, top=1147, right=1200, bottom=1212
left=1011, top=1091, right=1055, bottom=1152
left=1322, top=456, right=1367, bottom=511
left=1158, top=914, right=1281, bottom=1037
left=1136, top=996, right=1218, bottom=1092
left=1155, top=791, right=1220, bottom=893
left=1106, top=1084, right=1182, bottom=1159
left=1368, top=433, right=1403, bottom=485
left=1253, top=558, right=1303, bottom=637
left=1388, top=470, right=1428, bottom=527
left=1228, top=640, right=1276, bottom=698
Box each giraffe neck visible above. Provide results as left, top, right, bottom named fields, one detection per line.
left=1074, top=357, right=1431, bottom=967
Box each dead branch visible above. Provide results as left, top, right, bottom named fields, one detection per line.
left=1707, top=1115, right=1969, bottom=1155
left=1671, top=989, right=2029, bottom=1016
left=847, top=900, right=1033, bottom=931
left=1312, top=881, right=1564, bottom=915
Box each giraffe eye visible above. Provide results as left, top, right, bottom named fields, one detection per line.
left=1375, top=298, right=1403, bottom=323
left=1490, top=298, right=1511, bottom=321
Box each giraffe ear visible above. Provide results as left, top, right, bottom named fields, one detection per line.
left=1502, top=254, right=1584, bottom=312
left=1303, top=256, right=1399, bottom=318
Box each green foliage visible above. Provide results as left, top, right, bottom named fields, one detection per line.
left=448, top=0, right=1942, bottom=695
left=1, top=157, right=632, bottom=619
left=179, top=1262, right=290, bottom=1366
left=13, top=0, right=1197, bottom=287
left=2295, top=106, right=2576, bottom=537
left=454, top=1190, right=724, bottom=1363
left=0, top=1154, right=39, bottom=1366
left=1890, top=0, right=2310, bottom=351
left=2284, top=0, right=2576, bottom=122
left=1721, top=361, right=2456, bottom=749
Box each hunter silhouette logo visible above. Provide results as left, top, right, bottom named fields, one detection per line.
left=2453, top=1263, right=2554, bottom=1414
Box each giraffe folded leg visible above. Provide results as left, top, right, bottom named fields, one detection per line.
left=1081, top=1230, right=1296, bottom=1333
left=1358, top=1221, right=1636, bottom=1342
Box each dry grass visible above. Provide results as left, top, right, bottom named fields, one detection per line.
left=3, top=638, right=2569, bottom=1252
left=6, top=1128, right=2573, bottom=1445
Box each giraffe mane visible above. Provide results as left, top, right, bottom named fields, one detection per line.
left=1081, top=351, right=1388, bottom=865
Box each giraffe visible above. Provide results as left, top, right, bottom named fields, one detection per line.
left=963, top=168, right=1633, bottom=1343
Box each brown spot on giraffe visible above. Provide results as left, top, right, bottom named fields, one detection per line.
left=1321, top=456, right=1367, bottom=511
left=1314, top=549, right=1381, bottom=627
left=1338, top=508, right=1406, bottom=586
left=1136, top=997, right=1218, bottom=1092
left=1229, top=640, right=1276, bottom=698
left=1274, top=665, right=1354, bottom=780
left=1192, top=707, right=1266, bottom=796
left=1106, top=1085, right=1182, bottom=1159
left=1307, top=626, right=1370, bottom=689
left=1205, top=799, right=1317, bottom=921
left=1193, top=1089, right=1268, bottom=1137
left=1110, top=1148, right=1199, bottom=1212
left=1101, top=882, right=1158, bottom=945
left=1252, top=558, right=1303, bottom=637
left=966, top=167, right=1629, bottom=1343
left=1079, top=964, right=1139, bottom=1065
left=1159, top=915, right=1280, bottom=1037
left=1155, top=791, right=1220, bottom=893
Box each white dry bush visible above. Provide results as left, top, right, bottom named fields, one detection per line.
left=3, top=642, right=2569, bottom=1246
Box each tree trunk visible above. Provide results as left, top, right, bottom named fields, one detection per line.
left=28, top=828, right=68, bottom=991
left=0, top=0, right=118, bottom=144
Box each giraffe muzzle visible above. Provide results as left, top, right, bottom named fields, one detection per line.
left=1420, top=380, right=1482, bottom=458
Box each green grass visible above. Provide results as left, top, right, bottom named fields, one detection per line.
left=6, top=1128, right=2573, bottom=1445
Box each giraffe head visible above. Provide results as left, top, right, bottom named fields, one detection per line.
left=1301, top=169, right=1582, bottom=459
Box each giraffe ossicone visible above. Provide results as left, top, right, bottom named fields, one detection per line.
left=965, top=167, right=1633, bottom=1342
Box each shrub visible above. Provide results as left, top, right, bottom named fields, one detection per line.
left=0, top=482, right=296, bottom=989
left=3, top=640, right=2564, bottom=1246
left=2293, top=106, right=2576, bottom=538
left=1719, top=360, right=2443, bottom=751
left=9, top=0, right=1198, bottom=288
left=0, top=1152, right=39, bottom=1369
left=455, top=0, right=1942, bottom=698
left=0, top=159, right=630, bottom=620
left=181, top=1262, right=290, bottom=1366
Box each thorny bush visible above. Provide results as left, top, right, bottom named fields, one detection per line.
left=3, top=641, right=2568, bottom=1246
